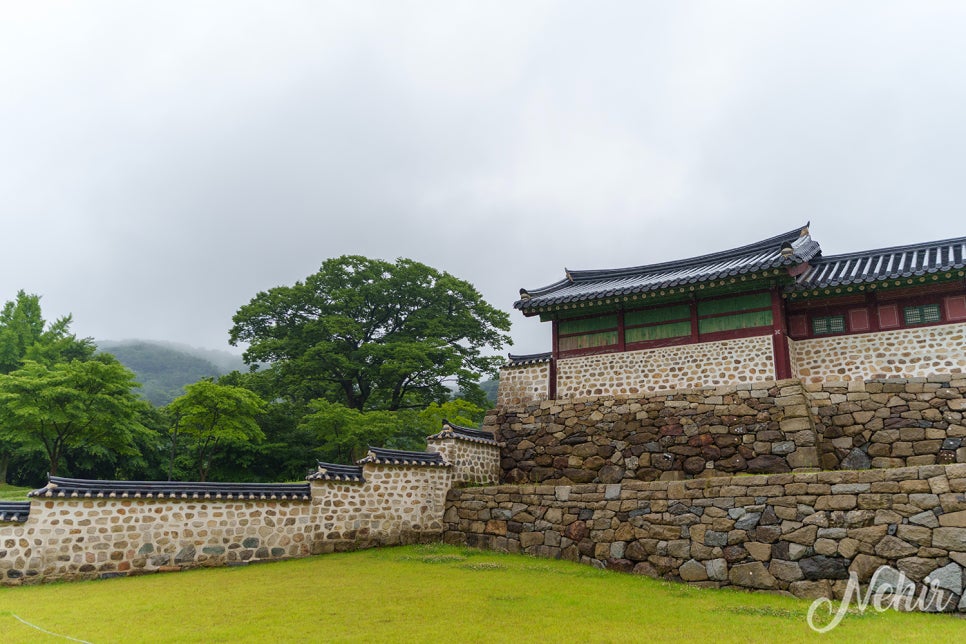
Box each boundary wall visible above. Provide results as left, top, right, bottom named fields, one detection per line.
left=0, top=432, right=499, bottom=585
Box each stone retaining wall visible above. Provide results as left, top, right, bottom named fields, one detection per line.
left=804, top=376, right=966, bottom=471
left=490, top=379, right=820, bottom=485
left=444, top=464, right=966, bottom=611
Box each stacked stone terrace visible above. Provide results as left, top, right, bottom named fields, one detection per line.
left=466, top=369, right=966, bottom=613
left=0, top=422, right=500, bottom=585
left=446, top=464, right=966, bottom=610
left=491, top=376, right=966, bottom=485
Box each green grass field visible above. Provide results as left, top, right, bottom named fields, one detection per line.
left=0, top=544, right=963, bottom=643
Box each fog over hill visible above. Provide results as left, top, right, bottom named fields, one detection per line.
left=95, top=339, right=246, bottom=406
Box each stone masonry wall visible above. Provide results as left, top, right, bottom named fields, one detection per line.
left=489, top=380, right=819, bottom=485
left=804, top=376, right=966, bottom=472
left=555, top=335, right=776, bottom=398
left=445, top=463, right=966, bottom=612
left=0, top=437, right=484, bottom=585
left=428, top=438, right=501, bottom=487
left=498, top=362, right=550, bottom=407
left=792, top=323, right=966, bottom=383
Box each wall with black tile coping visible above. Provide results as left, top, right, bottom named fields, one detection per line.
left=0, top=436, right=485, bottom=585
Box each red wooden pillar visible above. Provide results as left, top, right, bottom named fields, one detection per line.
left=866, top=291, right=880, bottom=332
left=550, top=320, right=559, bottom=400
left=771, top=288, right=792, bottom=380
left=617, top=309, right=626, bottom=352
left=689, top=297, right=699, bottom=342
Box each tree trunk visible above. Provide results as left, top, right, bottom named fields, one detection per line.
left=0, top=451, right=9, bottom=485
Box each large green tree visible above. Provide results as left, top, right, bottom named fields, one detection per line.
left=229, top=256, right=511, bottom=411
left=0, top=291, right=96, bottom=482
left=0, top=290, right=94, bottom=374
left=0, top=355, right=148, bottom=476
left=166, top=379, right=266, bottom=481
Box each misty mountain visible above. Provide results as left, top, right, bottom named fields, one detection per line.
left=96, top=339, right=246, bottom=406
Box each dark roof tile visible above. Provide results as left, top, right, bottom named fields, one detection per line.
left=427, top=420, right=499, bottom=445
left=357, top=447, right=449, bottom=467
left=506, top=352, right=552, bottom=366
left=29, top=476, right=311, bottom=501
left=517, top=224, right=817, bottom=311
left=0, top=501, right=30, bottom=523
left=793, top=235, right=966, bottom=290
left=307, top=462, right=365, bottom=482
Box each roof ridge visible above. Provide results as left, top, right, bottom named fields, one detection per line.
left=565, top=224, right=809, bottom=282
left=810, top=234, right=966, bottom=263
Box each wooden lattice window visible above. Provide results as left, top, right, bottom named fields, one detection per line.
left=903, top=304, right=941, bottom=326
left=812, top=315, right=846, bottom=335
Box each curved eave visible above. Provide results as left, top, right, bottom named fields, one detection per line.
left=516, top=226, right=817, bottom=312
left=790, top=237, right=966, bottom=295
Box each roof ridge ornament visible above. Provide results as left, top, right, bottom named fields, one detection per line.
left=800, top=222, right=810, bottom=237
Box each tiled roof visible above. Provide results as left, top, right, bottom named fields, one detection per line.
left=0, top=501, right=30, bottom=523
left=29, top=476, right=312, bottom=501
left=427, top=420, right=499, bottom=445
left=307, top=462, right=365, bottom=482
left=792, top=235, right=966, bottom=291
left=357, top=447, right=450, bottom=467
left=516, top=225, right=818, bottom=312
left=506, top=352, right=552, bottom=366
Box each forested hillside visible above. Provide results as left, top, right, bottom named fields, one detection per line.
left=96, top=340, right=244, bottom=406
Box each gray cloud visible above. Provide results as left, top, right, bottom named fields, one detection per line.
left=2, top=1, right=965, bottom=359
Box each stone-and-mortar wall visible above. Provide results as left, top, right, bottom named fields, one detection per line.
left=0, top=437, right=481, bottom=585
left=444, top=463, right=966, bottom=612
left=497, top=362, right=550, bottom=408
left=803, top=376, right=966, bottom=471
left=311, top=464, right=452, bottom=552
left=792, top=322, right=966, bottom=383
left=490, top=380, right=819, bottom=485
left=428, top=438, right=501, bottom=486
left=555, top=335, right=775, bottom=398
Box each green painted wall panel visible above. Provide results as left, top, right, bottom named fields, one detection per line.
left=558, top=315, right=618, bottom=335
left=698, top=310, right=772, bottom=334
left=558, top=331, right=619, bottom=351
left=697, top=292, right=771, bottom=316
left=624, top=304, right=690, bottom=326
left=624, top=321, right=691, bottom=343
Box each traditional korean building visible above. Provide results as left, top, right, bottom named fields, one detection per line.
left=498, top=224, right=966, bottom=406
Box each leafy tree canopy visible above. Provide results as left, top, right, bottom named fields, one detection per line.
left=229, top=256, right=511, bottom=411
left=299, top=398, right=485, bottom=464
left=0, top=355, right=149, bottom=476
left=0, top=290, right=94, bottom=374
left=166, top=379, right=266, bottom=481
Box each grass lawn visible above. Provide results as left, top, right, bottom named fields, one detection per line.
left=0, top=484, right=31, bottom=501
left=1, top=544, right=964, bottom=643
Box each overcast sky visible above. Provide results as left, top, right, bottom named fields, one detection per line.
left=2, top=1, right=966, bottom=360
